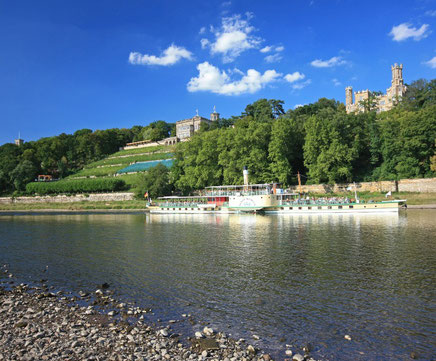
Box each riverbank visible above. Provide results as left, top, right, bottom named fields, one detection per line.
left=0, top=192, right=435, bottom=211
left=0, top=271, right=315, bottom=361
left=0, top=200, right=147, bottom=211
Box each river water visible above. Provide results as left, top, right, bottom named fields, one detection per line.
left=0, top=210, right=435, bottom=360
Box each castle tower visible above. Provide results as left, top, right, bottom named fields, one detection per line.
left=14, top=132, right=24, bottom=146
left=345, top=87, right=353, bottom=107
left=390, top=63, right=405, bottom=98
left=210, top=106, right=220, bottom=121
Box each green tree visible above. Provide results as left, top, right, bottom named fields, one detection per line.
left=136, top=163, right=173, bottom=199
left=303, top=108, right=358, bottom=183
left=10, top=160, right=37, bottom=191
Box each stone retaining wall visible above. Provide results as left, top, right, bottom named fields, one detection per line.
left=0, top=192, right=135, bottom=204
left=288, top=177, right=436, bottom=194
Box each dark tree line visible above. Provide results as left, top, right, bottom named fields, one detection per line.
left=0, top=120, right=175, bottom=195
left=171, top=79, right=436, bottom=193
left=1, top=79, right=434, bottom=196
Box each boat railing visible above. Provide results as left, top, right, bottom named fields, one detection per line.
left=158, top=202, right=206, bottom=208
left=205, top=190, right=270, bottom=197
left=280, top=198, right=358, bottom=206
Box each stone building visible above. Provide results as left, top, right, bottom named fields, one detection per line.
left=346, top=63, right=407, bottom=114
left=14, top=133, right=24, bottom=146
left=176, top=107, right=220, bottom=141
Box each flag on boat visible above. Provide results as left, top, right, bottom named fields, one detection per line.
left=385, top=190, right=392, bottom=198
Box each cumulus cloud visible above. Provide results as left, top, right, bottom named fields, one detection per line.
left=199, top=26, right=206, bottom=34
left=424, top=56, right=436, bottom=68
left=260, top=45, right=284, bottom=54
left=291, top=79, right=311, bottom=90
left=187, top=62, right=281, bottom=95
left=389, top=23, right=430, bottom=41
left=200, top=38, right=210, bottom=49
left=129, top=45, right=193, bottom=66
left=294, top=104, right=304, bottom=109
left=265, top=53, right=282, bottom=63
left=202, top=14, right=262, bottom=62
left=260, top=46, right=273, bottom=53
left=310, top=56, right=346, bottom=68
left=284, top=72, right=305, bottom=83
left=332, top=78, right=341, bottom=86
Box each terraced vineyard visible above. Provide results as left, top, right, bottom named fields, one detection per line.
left=63, top=144, right=175, bottom=191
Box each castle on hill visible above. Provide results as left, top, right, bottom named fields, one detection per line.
left=122, top=107, right=220, bottom=150
left=345, top=63, right=407, bottom=114
left=176, top=107, right=220, bottom=141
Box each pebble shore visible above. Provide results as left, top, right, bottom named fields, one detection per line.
left=0, top=271, right=320, bottom=361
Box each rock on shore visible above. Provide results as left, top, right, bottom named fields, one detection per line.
left=0, top=285, right=282, bottom=361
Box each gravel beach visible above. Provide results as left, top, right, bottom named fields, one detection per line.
left=0, top=276, right=317, bottom=361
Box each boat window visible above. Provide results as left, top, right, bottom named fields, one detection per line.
left=298, top=207, right=302, bottom=210
left=308, top=206, right=312, bottom=210
left=289, top=207, right=293, bottom=210
left=338, top=206, right=342, bottom=209
left=328, top=206, right=332, bottom=209
left=281, top=207, right=284, bottom=210
left=173, top=208, right=175, bottom=210
left=349, top=205, right=353, bottom=209
left=318, top=206, right=322, bottom=210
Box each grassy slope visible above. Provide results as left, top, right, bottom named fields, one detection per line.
left=64, top=145, right=174, bottom=180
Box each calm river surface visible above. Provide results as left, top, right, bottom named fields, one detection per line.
left=0, top=210, right=435, bottom=360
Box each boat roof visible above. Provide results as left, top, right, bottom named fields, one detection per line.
left=205, top=183, right=276, bottom=189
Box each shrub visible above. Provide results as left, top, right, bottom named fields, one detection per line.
left=26, top=179, right=126, bottom=195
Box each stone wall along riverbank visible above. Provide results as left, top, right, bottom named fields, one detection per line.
left=287, top=177, right=436, bottom=194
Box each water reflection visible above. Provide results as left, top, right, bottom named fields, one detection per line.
left=0, top=210, right=434, bottom=361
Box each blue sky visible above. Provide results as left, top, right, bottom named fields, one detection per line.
left=0, top=0, right=435, bottom=145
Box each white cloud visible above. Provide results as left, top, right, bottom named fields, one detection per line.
left=187, top=62, right=281, bottom=95
left=332, top=78, right=341, bottom=86
left=260, top=46, right=273, bottom=53
left=202, top=14, right=262, bottom=62
left=425, top=10, right=436, bottom=17
left=291, top=79, right=311, bottom=90
left=265, top=53, right=282, bottom=63
left=200, top=38, right=210, bottom=49
left=424, top=56, right=436, bottom=68
left=389, top=23, right=430, bottom=41
left=294, top=104, right=304, bottom=109
left=199, top=27, right=206, bottom=34
left=129, top=45, right=193, bottom=66
left=260, top=45, right=284, bottom=54
left=310, top=56, right=346, bottom=68
left=284, top=72, right=305, bottom=83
